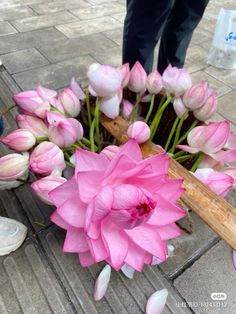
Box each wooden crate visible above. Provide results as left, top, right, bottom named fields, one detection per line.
left=100, top=114, right=236, bottom=251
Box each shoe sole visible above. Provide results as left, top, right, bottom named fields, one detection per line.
left=0, top=228, right=27, bottom=256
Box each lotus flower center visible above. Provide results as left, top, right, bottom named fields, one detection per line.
left=135, top=202, right=152, bottom=216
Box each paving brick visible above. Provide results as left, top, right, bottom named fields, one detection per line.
left=0, top=28, right=66, bottom=55
left=111, top=12, right=126, bottom=23
left=159, top=212, right=219, bottom=279
left=30, top=0, right=90, bottom=14
left=12, top=55, right=96, bottom=90
left=91, top=45, right=122, bottom=66
left=185, top=45, right=209, bottom=73
left=0, top=21, right=17, bottom=36
left=0, top=240, right=74, bottom=313
left=103, top=27, right=123, bottom=46
left=190, top=26, right=213, bottom=45
left=205, top=67, right=236, bottom=89
left=174, top=241, right=236, bottom=314
left=11, top=11, right=78, bottom=32
left=39, top=33, right=117, bottom=63
left=0, top=5, right=36, bottom=21
left=56, top=16, right=122, bottom=39
left=216, top=90, right=236, bottom=124
left=39, top=226, right=192, bottom=314
left=86, top=0, right=119, bottom=4
left=1, top=48, right=49, bottom=74
left=71, top=3, right=125, bottom=20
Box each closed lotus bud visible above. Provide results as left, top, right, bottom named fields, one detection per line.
left=193, top=88, right=218, bottom=121
left=100, top=93, right=121, bottom=119
left=147, top=70, right=163, bottom=94
left=127, top=121, right=150, bottom=143
left=31, top=175, right=67, bottom=205
left=183, top=80, right=208, bottom=110
left=1, top=129, right=36, bottom=151
left=70, top=77, right=86, bottom=100
left=0, top=153, right=29, bottom=181
left=16, top=114, right=48, bottom=137
left=128, top=61, right=147, bottom=93
left=173, top=97, right=188, bottom=119
left=30, top=141, right=65, bottom=175
left=119, top=63, right=130, bottom=87
left=122, top=99, right=134, bottom=119
left=58, top=88, right=81, bottom=117
left=162, top=65, right=192, bottom=96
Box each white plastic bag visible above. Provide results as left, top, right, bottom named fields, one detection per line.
left=207, top=8, right=236, bottom=69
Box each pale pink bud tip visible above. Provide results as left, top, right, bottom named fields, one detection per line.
left=233, top=250, right=236, bottom=269
left=146, top=289, right=168, bottom=314
left=127, top=121, right=150, bottom=144
left=94, top=265, right=111, bottom=301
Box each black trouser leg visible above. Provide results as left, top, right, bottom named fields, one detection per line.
left=157, top=0, right=209, bottom=74
left=123, top=0, right=174, bottom=74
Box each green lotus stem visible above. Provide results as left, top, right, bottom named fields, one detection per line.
left=89, top=118, right=96, bottom=152
left=165, top=116, right=179, bottom=152
left=172, top=150, right=186, bottom=159
left=36, top=137, right=48, bottom=142
left=81, top=137, right=91, bottom=146
left=50, top=106, right=64, bottom=115
left=175, top=154, right=193, bottom=163
left=130, top=94, right=140, bottom=123
left=145, top=94, right=155, bottom=123
left=85, top=88, right=92, bottom=128
left=157, top=94, right=166, bottom=111
left=177, top=120, right=198, bottom=145
left=150, top=95, right=172, bottom=140
left=190, top=153, right=203, bottom=172
left=94, top=97, right=101, bottom=151
left=169, top=110, right=188, bottom=154
left=65, top=160, right=75, bottom=168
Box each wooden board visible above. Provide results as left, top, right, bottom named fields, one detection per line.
left=100, top=114, right=236, bottom=250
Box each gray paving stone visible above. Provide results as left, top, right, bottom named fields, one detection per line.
left=174, top=241, right=236, bottom=314
left=185, top=45, right=209, bottom=73
left=0, top=0, right=46, bottom=9
left=205, top=67, right=236, bottom=89
left=12, top=55, right=96, bottom=90
left=56, top=16, right=122, bottom=39
left=0, top=21, right=17, bottom=36
left=1, top=48, right=49, bottom=74
left=11, top=11, right=78, bottom=32
left=86, top=0, right=119, bottom=4
left=91, top=45, right=122, bottom=66
left=0, top=28, right=67, bottom=55
left=217, top=90, right=236, bottom=124
left=190, top=26, right=213, bottom=45
left=39, top=33, right=118, bottom=63
left=159, top=212, right=219, bottom=279
left=71, top=3, right=125, bottom=20
left=111, top=12, right=126, bottom=23
left=0, top=240, right=74, bottom=314
left=191, top=70, right=232, bottom=97
left=0, top=5, right=36, bottom=20
left=39, top=226, right=192, bottom=313
left=103, top=27, right=123, bottom=46
left=30, top=0, right=90, bottom=14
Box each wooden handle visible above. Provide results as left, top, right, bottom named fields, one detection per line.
left=100, top=114, right=236, bottom=250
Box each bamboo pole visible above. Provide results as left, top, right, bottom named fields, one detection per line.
left=100, top=115, right=236, bottom=250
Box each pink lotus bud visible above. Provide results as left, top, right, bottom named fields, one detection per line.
left=13, top=90, right=52, bottom=118
left=100, top=145, right=120, bottom=160
left=100, top=93, right=121, bottom=119
left=225, top=132, right=236, bottom=150
left=193, top=88, right=218, bottom=121
left=49, top=98, right=65, bottom=114
left=122, top=99, right=134, bottom=119
left=47, top=112, right=83, bottom=148
left=119, top=63, right=130, bottom=87
left=147, top=70, right=163, bottom=94
left=36, top=85, right=57, bottom=100
left=162, top=65, right=192, bottom=96
left=58, top=88, right=81, bottom=117
left=173, top=97, right=188, bottom=119
left=1, top=129, right=36, bottom=151
left=128, top=61, right=147, bottom=93
left=0, top=153, right=29, bottom=181
left=127, top=121, right=150, bottom=143
left=88, top=64, right=122, bottom=98
left=16, top=114, right=48, bottom=137
left=70, top=77, right=86, bottom=100
left=31, top=175, right=67, bottom=205
left=30, top=141, right=66, bottom=175
left=223, top=167, right=236, bottom=187
left=183, top=80, right=208, bottom=110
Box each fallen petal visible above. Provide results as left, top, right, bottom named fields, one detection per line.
left=121, top=264, right=135, bottom=279
left=94, top=265, right=111, bottom=301
left=146, top=289, right=168, bottom=314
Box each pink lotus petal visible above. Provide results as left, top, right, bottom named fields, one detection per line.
left=79, top=251, right=95, bottom=267
left=100, top=94, right=120, bottom=119
left=77, top=171, right=104, bottom=203
left=75, top=148, right=108, bottom=173
left=50, top=210, right=70, bottom=230
left=94, top=265, right=111, bottom=301
left=156, top=223, right=181, bottom=240
left=49, top=177, right=77, bottom=207
left=226, top=132, right=236, bottom=149
left=124, top=242, right=148, bottom=271
left=211, top=150, right=236, bottom=163
left=233, top=250, right=236, bottom=269
left=63, top=227, right=89, bottom=253
left=70, top=77, right=86, bottom=100
left=87, top=236, right=109, bottom=262
left=36, top=85, right=57, bottom=100
left=121, top=264, right=135, bottom=279
left=146, top=289, right=168, bottom=314
left=176, top=144, right=200, bottom=154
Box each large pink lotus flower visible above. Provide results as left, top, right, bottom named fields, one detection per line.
left=49, top=140, right=185, bottom=272
left=178, top=121, right=236, bottom=163
left=162, top=65, right=192, bottom=96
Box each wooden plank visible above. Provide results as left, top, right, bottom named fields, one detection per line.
left=100, top=115, right=236, bottom=251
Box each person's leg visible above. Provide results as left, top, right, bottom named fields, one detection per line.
left=123, top=0, right=174, bottom=74
left=157, top=0, right=209, bottom=74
